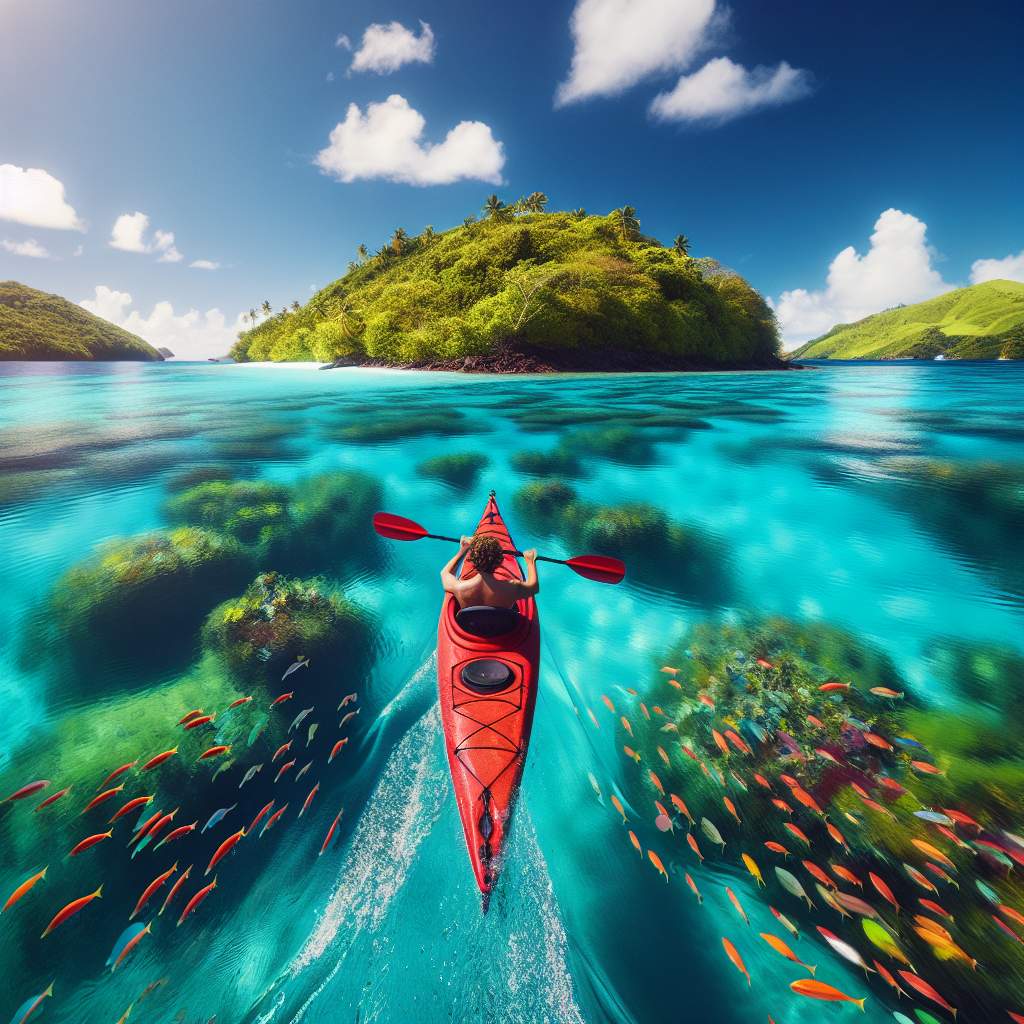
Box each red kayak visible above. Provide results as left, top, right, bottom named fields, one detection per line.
left=437, top=491, right=540, bottom=907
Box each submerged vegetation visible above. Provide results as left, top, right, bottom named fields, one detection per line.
left=415, top=452, right=491, bottom=489
left=229, top=201, right=781, bottom=368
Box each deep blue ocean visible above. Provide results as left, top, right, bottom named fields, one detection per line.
left=1, top=360, right=1021, bottom=1024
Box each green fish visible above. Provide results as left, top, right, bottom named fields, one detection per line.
left=775, top=866, right=813, bottom=910
left=862, top=919, right=912, bottom=966
left=248, top=714, right=269, bottom=747
left=700, top=817, right=725, bottom=852
left=976, top=879, right=1000, bottom=904
left=211, top=758, right=236, bottom=782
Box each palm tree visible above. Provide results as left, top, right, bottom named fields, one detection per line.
left=356, top=244, right=369, bottom=263
left=309, top=296, right=328, bottom=319
left=673, top=234, right=692, bottom=257
left=571, top=208, right=587, bottom=220
left=482, top=195, right=506, bottom=220
left=463, top=215, right=477, bottom=229
left=347, top=261, right=358, bottom=274
left=334, top=299, right=366, bottom=341
left=525, top=192, right=548, bottom=213
left=291, top=300, right=301, bottom=312
left=422, top=225, right=435, bottom=244
left=248, top=307, right=258, bottom=326
left=614, top=206, right=640, bottom=240
left=391, top=227, right=409, bottom=255
left=262, top=300, right=272, bottom=316
left=376, top=245, right=394, bottom=267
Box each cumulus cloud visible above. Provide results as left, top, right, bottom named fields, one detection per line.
left=81, top=285, right=247, bottom=360
left=555, top=0, right=718, bottom=106
left=335, top=34, right=351, bottom=50
left=349, top=20, right=435, bottom=75
left=772, top=209, right=955, bottom=346
left=190, top=259, right=221, bottom=270
left=315, top=94, right=504, bottom=186
left=110, top=212, right=183, bottom=262
left=0, top=164, right=88, bottom=232
left=2, top=237, right=51, bottom=258
left=650, top=56, right=812, bottom=124
left=969, top=250, right=1024, bottom=285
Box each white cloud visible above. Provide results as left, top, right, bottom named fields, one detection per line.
left=326, top=71, right=335, bottom=82
left=110, top=212, right=183, bottom=261
left=650, top=56, right=812, bottom=124
left=0, top=164, right=88, bottom=232
left=81, top=285, right=247, bottom=360
left=555, top=0, right=718, bottom=106
left=72, top=245, right=83, bottom=256
left=969, top=250, right=1024, bottom=285
left=335, top=34, right=351, bottom=50
left=772, top=209, right=955, bottom=346
left=1, top=237, right=51, bottom=258
left=190, top=259, right=221, bottom=270
left=315, top=94, right=504, bottom=186
left=349, top=20, right=435, bottom=75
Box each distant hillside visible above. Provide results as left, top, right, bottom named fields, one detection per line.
left=0, top=281, right=162, bottom=362
left=229, top=203, right=782, bottom=370
left=788, top=280, right=1024, bottom=360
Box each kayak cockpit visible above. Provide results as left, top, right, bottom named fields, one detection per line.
left=455, top=605, right=521, bottom=638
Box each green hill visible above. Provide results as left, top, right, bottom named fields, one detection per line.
left=0, top=281, right=162, bottom=362
left=788, top=279, right=1024, bottom=360
left=229, top=204, right=782, bottom=369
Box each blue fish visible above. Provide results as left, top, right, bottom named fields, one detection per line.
left=248, top=714, right=269, bottom=747
left=914, top=810, right=954, bottom=825
left=685, top=650, right=696, bottom=660
left=202, top=803, right=237, bottom=834
left=131, top=833, right=156, bottom=859
left=8, top=983, right=53, bottom=1024
left=282, top=656, right=310, bottom=681
left=976, top=879, right=1000, bottom=904
left=893, top=736, right=925, bottom=748
left=843, top=716, right=870, bottom=730
left=106, top=923, right=147, bottom=967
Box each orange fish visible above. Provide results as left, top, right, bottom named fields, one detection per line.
left=919, top=898, right=953, bottom=921
left=873, top=959, right=908, bottom=998
left=765, top=841, right=791, bottom=859
left=629, top=831, right=641, bottom=856
left=699, top=761, right=711, bottom=778
left=802, top=860, right=835, bottom=891
left=999, top=904, right=1024, bottom=928
left=298, top=782, right=320, bottom=819
left=815, top=748, right=841, bottom=764
left=661, top=722, right=679, bottom=733
left=789, top=978, right=864, bottom=1010
left=850, top=781, right=871, bottom=799
left=722, top=937, right=750, bottom=986
left=626, top=688, right=637, bottom=695
left=109, top=795, right=154, bottom=824
left=914, top=916, right=953, bottom=941
left=270, top=692, right=293, bottom=708
left=870, top=687, right=903, bottom=699
left=806, top=715, right=825, bottom=730
left=183, top=714, right=216, bottom=730
left=698, top=694, right=715, bottom=710
left=97, top=761, right=137, bottom=791
left=904, top=863, right=937, bottom=893
left=227, top=696, right=252, bottom=710
left=861, top=797, right=897, bottom=821
left=911, top=760, right=943, bottom=775
left=760, top=932, right=815, bottom=975
left=623, top=746, right=641, bottom=763
left=680, top=744, right=698, bottom=761
left=198, top=744, right=231, bottom=760
left=784, top=823, right=811, bottom=848
left=831, top=864, right=862, bottom=888
left=176, top=709, right=204, bottom=726
left=611, top=794, right=628, bottom=823
left=328, top=738, right=348, bottom=763
left=826, top=824, right=849, bottom=851
left=1, top=866, right=48, bottom=915
left=687, top=833, right=703, bottom=862
left=652, top=706, right=664, bottom=715
left=41, top=885, right=102, bottom=937
left=844, top=812, right=861, bottom=826
left=159, top=864, right=191, bottom=916
left=131, top=862, right=178, bottom=920
left=685, top=873, right=702, bottom=903
left=140, top=748, right=178, bottom=772
left=711, top=730, right=730, bottom=756
left=667, top=679, right=682, bottom=690
left=33, top=786, right=73, bottom=813
left=654, top=799, right=670, bottom=818
left=911, top=839, right=956, bottom=869
left=620, top=717, right=633, bottom=737
left=780, top=774, right=800, bottom=788
left=207, top=828, right=246, bottom=875
left=648, top=850, right=668, bottom=882
left=757, top=658, right=773, bottom=668
left=69, top=830, right=112, bottom=857
left=670, top=794, right=694, bottom=826
left=319, top=809, right=344, bottom=856
left=659, top=667, right=678, bottom=675
left=272, top=740, right=292, bottom=763
left=723, top=797, right=741, bottom=825
left=640, top=703, right=650, bottom=720
left=818, top=682, right=851, bottom=693
left=80, top=786, right=124, bottom=814
left=869, top=871, right=901, bottom=912
left=897, top=972, right=956, bottom=1018
left=726, top=887, right=749, bottom=925
left=791, top=787, right=824, bottom=817
left=648, top=770, right=665, bottom=796
left=657, top=746, right=670, bottom=767
left=724, top=730, right=749, bottom=754
left=177, top=876, right=216, bottom=927
left=863, top=733, right=892, bottom=751
left=753, top=774, right=772, bottom=790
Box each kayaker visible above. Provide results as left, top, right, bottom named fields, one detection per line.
left=441, top=534, right=538, bottom=608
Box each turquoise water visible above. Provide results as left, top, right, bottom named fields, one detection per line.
left=1, top=360, right=1021, bottom=1024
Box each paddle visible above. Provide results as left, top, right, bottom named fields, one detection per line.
left=372, top=511, right=626, bottom=585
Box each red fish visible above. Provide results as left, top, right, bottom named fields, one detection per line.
left=41, top=885, right=102, bottom=937
left=911, top=760, right=943, bottom=775
left=1, top=866, right=48, bottom=914
left=111, top=920, right=152, bottom=972
left=687, top=833, right=704, bottom=862
left=863, top=733, right=892, bottom=751
left=765, top=841, right=791, bottom=859
left=993, top=915, right=1023, bottom=944
left=919, top=898, right=953, bottom=921
left=942, top=808, right=980, bottom=830
left=206, top=828, right=246, bottom=875
left=723, top=797, right=741, bottom=825
left=153, top=821, right=197, bottom=851
left=69, top=830, right=112, bottom=857
left=680, top=744, right=698, bottom=761
left=698, top=694, right=715, bottom=710
left=177, top=876, right=216, bottom=926
left=898, top=972, right=957, bottom=1018
left=227, top=696, right=252, bottom=710
left=722, top=937, right=750, bottom=986
left=772, top=798, right=794, bottom=816
left=298, top=782, right=320, bottom=819
left=757, top=659, right=773, bottom=668
left=33, top=786, right=73, bottom=813
left=753, top=774, right=772, bottom=790
left=97, top=761, right=138, bottom=791
left=2, top=780, right=50, bottom=803
left=320, top=809, right=344, bottom=856
left=198, top=744, right=231, bottom=761
left=803, top=860, right=835, bottom=890
left=924, top=863, right=958, bottom=887
left=176, top=709, right=204, bottom=726
left=131, top=863, right=178, bottom=920
left=780, top=774, right=800, bottom=787
left=159, top=864, right=191, bottom=916
left=791, top=787, right=824, bottom=817
left=272, top=741, right=292, bottom=763
left=904, top=863, right=937, bottom=893
left=831, top=864, right=862, bottom=888
left=81, top=785, right=124, bottom=814
left=934, top=824, right=971, bottom=850
left=818, top=682, right=851, bottom=693
left=274, top=759, right=296, bottom=783
left=340, top=710, right=361, bottom=728
left=873, top=960, right=908, bottom=998
left=184, top=714, right=216, bottom=730
left=128, top=809, right=163, bottom=845
left=260, top=804, right=288, bottom=837
left=109, top=795, right=153, bottom=824
left=869, top=871, right=901, bottom=912
left=877, top=777, right=908, bottom=796
left=248, top=800, right=275, bottom=836
left=785, top=823, right=811, bottom=847
left=140, top=748, right=178, bottom=772
left=270, top=692, right=294, bottom=708
left=806, top=715, right=825, bottom=730
left=724, top=730, right=749, bottom=754
left=999, top=905, right=1024, bottom=928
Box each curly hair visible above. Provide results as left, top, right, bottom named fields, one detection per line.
left=467, top=534, right=504, bottom=573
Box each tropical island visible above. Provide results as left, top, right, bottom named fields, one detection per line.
left=788, top=278, right=1024, bottom=361
left=0, top=280, right=163, bottom=362
left=229, top=196, right=788, bottom=372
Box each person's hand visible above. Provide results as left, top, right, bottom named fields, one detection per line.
left=460, top=534, right=474, bottom=549
left=523, top=548, right=537, bottom=561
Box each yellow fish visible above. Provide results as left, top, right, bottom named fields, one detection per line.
left=623, top=746, right=641, bottom=763
left=742, top=853, right=765, bottom=887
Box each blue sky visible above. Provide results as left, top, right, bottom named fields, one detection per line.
left=1, top=0, right=1022, bottom=357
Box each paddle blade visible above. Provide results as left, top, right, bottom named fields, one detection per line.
left=565, top=554, right=626, bottom=585
left=372, top=511, right=428, bottom=542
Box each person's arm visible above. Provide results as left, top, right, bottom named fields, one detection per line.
left=517, top=549, right=539, bottom=598
left=441, top=536, right=473, bottom=595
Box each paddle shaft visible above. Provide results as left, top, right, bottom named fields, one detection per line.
left=422, top=531, right=568, bottom=566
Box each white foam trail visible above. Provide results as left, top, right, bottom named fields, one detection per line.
left=374, top=650, right=435, bottom=722
left=290, top=701, right=447, bottom=972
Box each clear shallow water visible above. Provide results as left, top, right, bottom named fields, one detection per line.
left=0, top=360, right=1021, bottom=1024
